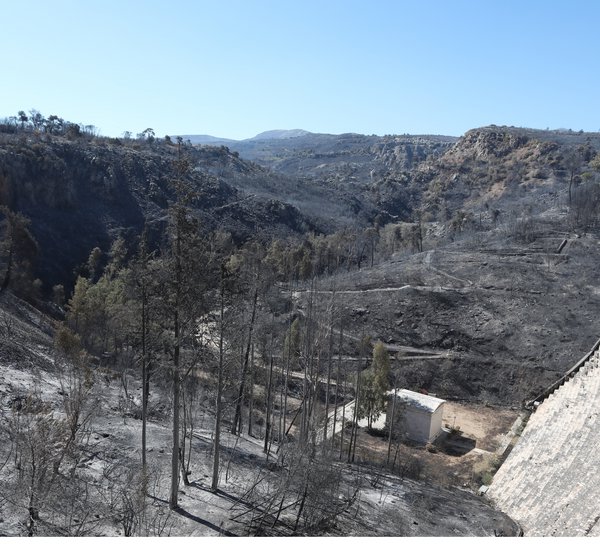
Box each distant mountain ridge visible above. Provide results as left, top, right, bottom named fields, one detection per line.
left=3, top=121, right=599, bottom=294
left=179, top=128, right=312, bottom=145
left=179, top=134, right=237, bottom=145
left=250, top=129, right=311, bottom=141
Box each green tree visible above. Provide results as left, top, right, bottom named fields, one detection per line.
left=105, top=236, right=127, bottom=279
left=86, top=247, right=103, bottom=281
left=0, top=207, right=38, bottom=296
left=138, top=128, right=155, bottom=143
left=357, top=342, right=390, bottom=430
left=29, top=109, right=44, bottom=132
left=17, top=110, right=28, bottom=130
left=371, top=341, right=390, bottom=389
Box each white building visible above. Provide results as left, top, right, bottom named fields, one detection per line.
left=387, top=389, right=446, bottom=443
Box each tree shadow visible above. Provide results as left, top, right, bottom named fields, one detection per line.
left=172, top=506, right=237, bottom=537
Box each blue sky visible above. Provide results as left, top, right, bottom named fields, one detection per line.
left=2, top=0, right=598, bottom=139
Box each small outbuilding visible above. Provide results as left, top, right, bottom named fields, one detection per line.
left=387, top=388, right=446, bottom=444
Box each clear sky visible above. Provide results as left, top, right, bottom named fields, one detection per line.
left=2, top=0, right=599, bottom=139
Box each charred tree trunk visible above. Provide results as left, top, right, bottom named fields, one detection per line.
left=280, top=288, right=293, bottom=445
left=264, top=326, right=275, bottom=457
left=332, top=319, right=343, bottom=452
left=348, top=366, right=361, bottom=464
left=323, top=295, right=335, bottom=443
left=141, top=287, right=148, bottom=474
left=387, top=387, right=397, bottom=466
left=248, top=343, right=255, bottom=437
left=339, top=365, right=347, bottom=460
left=169, top=219, right=182, bottom=509
left=232, top=288, right=258, bottom=435
left=212, top=265, right=226, bottom=492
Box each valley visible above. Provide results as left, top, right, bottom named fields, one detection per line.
left=1, top=117, right=600, bottom=537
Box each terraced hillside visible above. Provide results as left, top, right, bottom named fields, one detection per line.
left=488, top=345, right=600, bottom=536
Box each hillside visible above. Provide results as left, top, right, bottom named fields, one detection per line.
left=2, top=120, right=600, bottom=537
left=185, top=130, right=460, bottom=224
left=0, top=291, right=520, bottom=536
left=294, top=224, right=600, bottom=406
left=0, top=132, right=368, bottom=290
left=184, top=125, right=600, bottom=228
left=211, top=125, right=600, bottom=407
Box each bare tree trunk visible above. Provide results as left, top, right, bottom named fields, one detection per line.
left=184, top=386, right=194, bottom=483
left=348, top=367, right=361, bottom=464
left=387, top=387, right=397, bottom=466
left=179, top=384, right=191, bottom=487
left=280, top=288, right=293, bottom=445
left=248, top=343, right=255, bottom=437
left=301, top=279, right=316, bottom=443
left=332, top=319, right=343, bottom=452
left=169, top=224, right=182, bottom=509
left=170, top=330, right=181, bottom=507
left=232, top=288, right=258, bottom=435
left=323, top=293, right=335, bottom=442
left=264, top=325, right=275, bottom=457
left=212, top=266, right=225, bottom=492
left=569, top=170, right=574, bottom=207
left=308, top=348, right=320, bottom=458
left=339, top=366, right=347, bottom=460
left=141, top=290, right=148, bottom=475
left=294, top=481, right=309, bottom=533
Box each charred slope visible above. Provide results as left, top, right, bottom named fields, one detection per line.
left=297, top=225, right=600, bottom=407
left=416, top=125, right=600, bottom=220
left=0, top=134, right=360, bottom=290
left=224, top=132, right=457, bottom=178
left=229, top=132, right=458, bottom=222
left=0, top=291, right=519, bottom=537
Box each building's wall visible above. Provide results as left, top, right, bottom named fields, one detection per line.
left=428, top=405, right=445, bottom=441
left=387, top=397, right=445, bottom=443
left=404, top=407, right=432, bottom=443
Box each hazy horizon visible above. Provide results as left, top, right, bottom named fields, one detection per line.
left=3, top=0, right=599, bottom=139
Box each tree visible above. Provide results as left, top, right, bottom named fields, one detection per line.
left=126, top=228, right=162, bottom=476
left=52, top=284, right=65, bottom=306
left=65, top=123, right=82, bottom=139
left=138, top=128, right=155, bottom=143
left=66, top=276, right=90, bottom=335
left=371, top=341, right=390, bottom=392
left=363, top=227, right=379, bottom=268
left=28, top=109, right=44, bottom=132
left=357, top=370, right=382, bottom=430
left=6, top=325, right=96, bottom=536
left=45, top=115, right=64, bottom=135
left=211, top=263, right=227, bottom=491
left=230, top=242, right=266, bottom=436
left=357, top=341, right=389, bottom=430
left=564, top=147, right=582, bottom=207
left=106, top=236, right=127, bottom=279
left=0, top=207, right=39, bottom=297
left=17, top=110, right=28, bottom=130
left=86, top=247, right=103, bottom=281
left=160, top=156, right=214, bottom=508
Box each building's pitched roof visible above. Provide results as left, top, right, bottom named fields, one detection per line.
left=389, top=388, right=445, bottom=413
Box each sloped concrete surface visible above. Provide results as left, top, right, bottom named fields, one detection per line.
left=488, top=350, right=600, bottom=536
